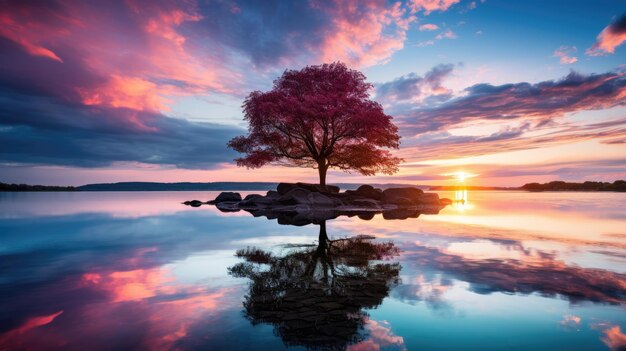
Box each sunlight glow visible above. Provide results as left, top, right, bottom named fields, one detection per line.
left=443, top=171, right=478, bottom=183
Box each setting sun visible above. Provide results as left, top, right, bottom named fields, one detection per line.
left=443, top=171, right=478, bottom=183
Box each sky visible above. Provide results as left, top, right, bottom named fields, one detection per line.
left=0, top=0, right=625, bottom=186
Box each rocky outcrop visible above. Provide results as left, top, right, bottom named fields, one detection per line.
left=208, top=191, right=242, bottom=204
left=277, top=182, right=340, bottom=195
left=185, top=183, right=452, bottom=221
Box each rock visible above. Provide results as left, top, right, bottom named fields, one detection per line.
left=439, top=198, right=453, bottom=205
left=382, top=187, right=424, bottom=204
left=348, top=198, right=381, bottom=209
left=307, top=192, right=336, bottom=207
left=244, top=194, right=263, bottom=201
left=357, top=212, right=375, bottom=220
left=209, top=191, right=242, bottom=203
left=277, top=182, right=339, bottom=195
left=417, top=192, right=440, bottom=204
left=266, top=190, right=280, bottom=198
left=392, top=197, right=414, bottom=206
left=278, top=188, right=311, bottom=205
left=354, top=185, right=383, bottom=200
left=183, top=200, right=203, bottom=207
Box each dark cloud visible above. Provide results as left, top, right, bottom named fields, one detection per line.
left=195, top=0, right=329, bottom=67
left=399, top=70, right=626, bottom=135
left=0, top=87, right=240, bottom=168
left=0, top=9, right=243, bottom=169
left=0, top=0, right=421, bottom=170
left=375, top=64, right=454, bottom=108
left=0, top=40, right=240, bottom=168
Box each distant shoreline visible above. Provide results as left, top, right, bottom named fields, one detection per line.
left=1, top=180, right=624, bottom=192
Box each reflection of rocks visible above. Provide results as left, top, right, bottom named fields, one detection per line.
left=186, top=183, right=450, bottom=222
left=228, top=222, right=401, bottom=350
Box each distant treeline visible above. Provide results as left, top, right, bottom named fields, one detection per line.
left=2, top=180, right=625, bottom=192
left=0, top=181, right=426, bottom=192
left=520, top=180, right=626, bottom=192
left=0, top=182, right=75, bottom=191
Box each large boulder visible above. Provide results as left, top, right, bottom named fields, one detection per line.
left=243, top=194, right=263, bottom=201
left=344, top=185, right=383, bottom=200
left=238, top=194, right=275, bottom=209
left=355, top=185, right=383, bottom=200
left=266, top=190, right=281, bottom=198
left=277, top=182, right=340, bottom=195
left=277, top=188, right=311, bottom=205
left=210, top=192, right=242, bottom=203
left=307, top=192, right=336, bottom=207
left=382, top=187, right=424, bottom=204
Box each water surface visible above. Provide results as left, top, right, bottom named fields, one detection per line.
left=1, top=191, right=625, bottom=350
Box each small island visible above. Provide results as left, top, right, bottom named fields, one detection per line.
left=185, top=182, right=452, bottom=224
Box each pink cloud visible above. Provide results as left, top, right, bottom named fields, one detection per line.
left=553, top=45, right=578, bottom=64
left=315, top=1, right=417, bottom=67
left=419, top=23, right=439, bottom=31
left=587, top=13, right=626, bottom=56
left=435, top=29, right=457, bottom=40
left=408, top=0, right=461, bottom=15
left=0, top=1, right=239, bottom=116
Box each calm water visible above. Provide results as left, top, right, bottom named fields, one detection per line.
left=0, top=191, right=625, bottom=351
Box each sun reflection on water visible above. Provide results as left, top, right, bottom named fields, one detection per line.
left=453, top=189, right=473, bottom=212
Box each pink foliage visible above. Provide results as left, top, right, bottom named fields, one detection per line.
left=228, top=62, right=402, bottom=184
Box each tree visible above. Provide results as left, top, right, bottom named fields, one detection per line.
left=228, top=62, right=402, bottom=185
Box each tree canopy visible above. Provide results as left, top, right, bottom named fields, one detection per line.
left=228, top=62, right=402, bottom=185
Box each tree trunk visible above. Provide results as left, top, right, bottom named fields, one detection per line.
left=318, top=162, right=327, bottom=186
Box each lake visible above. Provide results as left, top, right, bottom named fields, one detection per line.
left=0, top=191, right=625, bottom=351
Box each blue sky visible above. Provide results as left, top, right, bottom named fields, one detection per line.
left=0, top=0, right=625, bottom=186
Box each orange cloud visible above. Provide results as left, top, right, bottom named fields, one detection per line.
left=587, top=14, right=626, bottom=56
left=602, top=326, right=626, bottom=351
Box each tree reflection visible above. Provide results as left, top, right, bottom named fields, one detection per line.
left=228, top=221, right=401, bottom=350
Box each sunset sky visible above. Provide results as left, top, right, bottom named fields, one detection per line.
left=1, top=0, right=625, bottom=186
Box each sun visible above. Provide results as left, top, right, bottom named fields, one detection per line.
left=442, top=171, right=478, bottom=183
left=456, top=172, right=468, bottom=182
